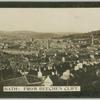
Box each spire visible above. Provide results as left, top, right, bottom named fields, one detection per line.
left=47, top=39, right=50, bottom=49
left=91, top=34, right=94, bottom=46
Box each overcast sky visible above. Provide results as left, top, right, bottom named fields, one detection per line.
left=0, top=8, right=100, bottom=33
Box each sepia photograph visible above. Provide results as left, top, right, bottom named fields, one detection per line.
left=0, top=6, right=100, bottom=97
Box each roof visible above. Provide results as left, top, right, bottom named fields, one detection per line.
left=43, top=76, right=53, bottom=86
left=0, top=75, right=42, bottom=86
left=0, top=76, right=28, bottom=86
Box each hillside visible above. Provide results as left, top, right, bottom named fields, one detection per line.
left=61, top=30, right=100, bottom=39
left=0, top=30, right=100, bottom=40
left=0, top=31, right=65, bottom=39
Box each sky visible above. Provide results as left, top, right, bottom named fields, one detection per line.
left=0, top=8, right=100, bottom=33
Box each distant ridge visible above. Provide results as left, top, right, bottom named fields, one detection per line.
left=0, top=30, right=100, bottom=39
left=0, top=30, right=67, bottom=39
left=61, top=30, right=100, bottom=39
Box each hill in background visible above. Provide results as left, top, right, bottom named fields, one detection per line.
left=0, top=30, right=100, bottom=40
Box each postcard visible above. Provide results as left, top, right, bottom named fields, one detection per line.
left=0, top=1, right=100, bottom=98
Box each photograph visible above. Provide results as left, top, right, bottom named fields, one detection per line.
left=0, top=3, right=100, bottom=97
